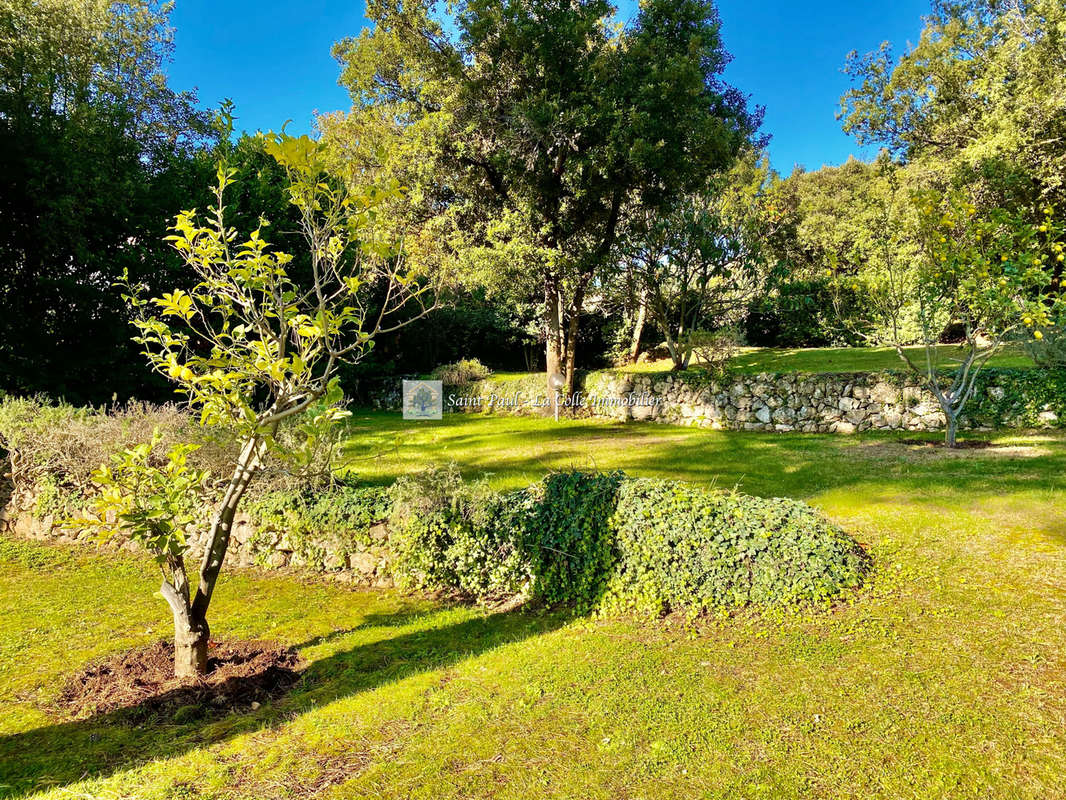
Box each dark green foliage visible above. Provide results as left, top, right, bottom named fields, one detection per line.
left=0, top=0, right=218, bottom=403
left=355, top=293, right=542, bottom=377
left=746, top=280, right=867, bottom=347
left=388, top=466, right=530, bottom=598
left=0, top=112, right=214, bottom=402
left=606, top=479, right=869, bottom=614
left=388, top=468, right=868, bottom=614
left=519, top=471, right=625, bottom=610
left=964, top=369, right=1066, bottom=428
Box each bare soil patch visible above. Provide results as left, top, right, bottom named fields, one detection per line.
left=56, top=639, right=303, bottom=719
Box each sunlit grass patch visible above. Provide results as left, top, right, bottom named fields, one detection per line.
left=2, top=416, right=1065, bottom=798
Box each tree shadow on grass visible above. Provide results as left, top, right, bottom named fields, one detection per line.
left=0, top=605, right=571, bottom=799
left=343, top=413, right=1066, bottom=502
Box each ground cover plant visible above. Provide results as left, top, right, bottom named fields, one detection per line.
left=388, top=467, right=868, bottom=613
left=1, top=416, right=1065, bottom=798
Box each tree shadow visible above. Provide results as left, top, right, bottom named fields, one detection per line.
left=0, top=605, right=571, bottom=799
left=342, top=412, right=1066, bottom=504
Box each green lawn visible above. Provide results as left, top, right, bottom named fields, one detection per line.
left=2, top=414, right=1066, bottom=798
left=619, top=343, right=1035, bottom=375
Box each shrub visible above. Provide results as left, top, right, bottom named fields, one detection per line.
left=0, top=396, right=351, bottom=512
left=0, top=397, right=231, bottom=511
left=387, top=469, right=868, bottom=613
left=388, top=465, right=529, bottom=598
left=605, top=479, right=869, bottom=614
left=682, top=328, right=740, bottom=375
left=429, top=358, right=493, bottom=386
left=1024, top=326, right=1066, bottom=368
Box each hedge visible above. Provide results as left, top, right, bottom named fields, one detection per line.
left=388, top=467, right=868, bottom=614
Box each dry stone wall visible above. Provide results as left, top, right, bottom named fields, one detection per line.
left=0, top=482, right=395, bottom=586
left=585, top=372, right=949, bottom=432
left=431, top=368, right=1066, bottom=433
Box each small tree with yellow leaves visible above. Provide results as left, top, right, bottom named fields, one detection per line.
left=113, top=131, right=438, bottom=677
left=863, top=192, right=1062, bottom=446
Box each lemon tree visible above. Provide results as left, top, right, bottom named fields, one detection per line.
left=121, top=130, right=439, bottom=676
left=863, top=191, right=1062, bottom=447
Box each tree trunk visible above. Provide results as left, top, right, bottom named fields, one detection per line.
left=627, top=294, right=646, bottom=364
left=662, top=331, right=683, bottom=370
left=163, top=435, right=263, bottom=678
left=173, top=614, right=209, bottom=679
left=545, top=280, right=564, bottom=415
left=564, top=312, right=580, bottom=402
left=945, top=412, right=958, bottom=448
left=159, top=556, right=208, bottom=679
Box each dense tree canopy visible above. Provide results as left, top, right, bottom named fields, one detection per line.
left=841, top=0, right=1066, bottom=208
left=0, top=0, right=215, bottom=401
left=2, top=0, right=1061, bottom=401
left=326, top=0, right=760, bottom=398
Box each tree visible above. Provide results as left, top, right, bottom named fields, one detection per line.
left=77, top=132, right=439, bottom=677
left=0, top=0, right=217, bottom=401
left=849, top=189, right=1063, bottom=447
left=621, top=152, right=778, bottom=370
left=758, top=157, right=925, bottom=346
left=328, top=0, right=758, bottom=405
left=840, top=0, right=1066, bottom=209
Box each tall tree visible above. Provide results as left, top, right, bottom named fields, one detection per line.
left=621, top=151, right=779, bottom=370
left=327, top=0, right=758, bottom=403
left=840, top=0, right=1066, bottom=209
left=0, top=0, right=215, bottom=401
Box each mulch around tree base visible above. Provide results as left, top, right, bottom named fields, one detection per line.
left=899, top=438, right=994, bottom=449
left=56, top=639, right=304, bottom=719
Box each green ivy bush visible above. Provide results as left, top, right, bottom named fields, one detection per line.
left=388, top=466, right=530, bottom=598
left=518, top=471, right=625, bottom=610
left=964, top=368, right=1066, bottom=427
left=246, top=481, right=391, bottom=551
left=387, top=468, right=868, bottom=613
left=604, top=479, right=869, bottom=614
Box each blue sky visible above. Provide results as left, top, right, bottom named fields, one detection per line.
left=167, top=0, right=930, bottom=174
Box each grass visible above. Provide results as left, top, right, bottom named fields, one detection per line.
left=617, top=343, right=1035, bottom=375
left=2, top=414, right=1066, bottom=798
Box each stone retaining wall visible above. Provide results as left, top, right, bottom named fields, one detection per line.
left=0, top=483, right=395, bottom=586
left=424, top=367, right=1066, bottom=433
